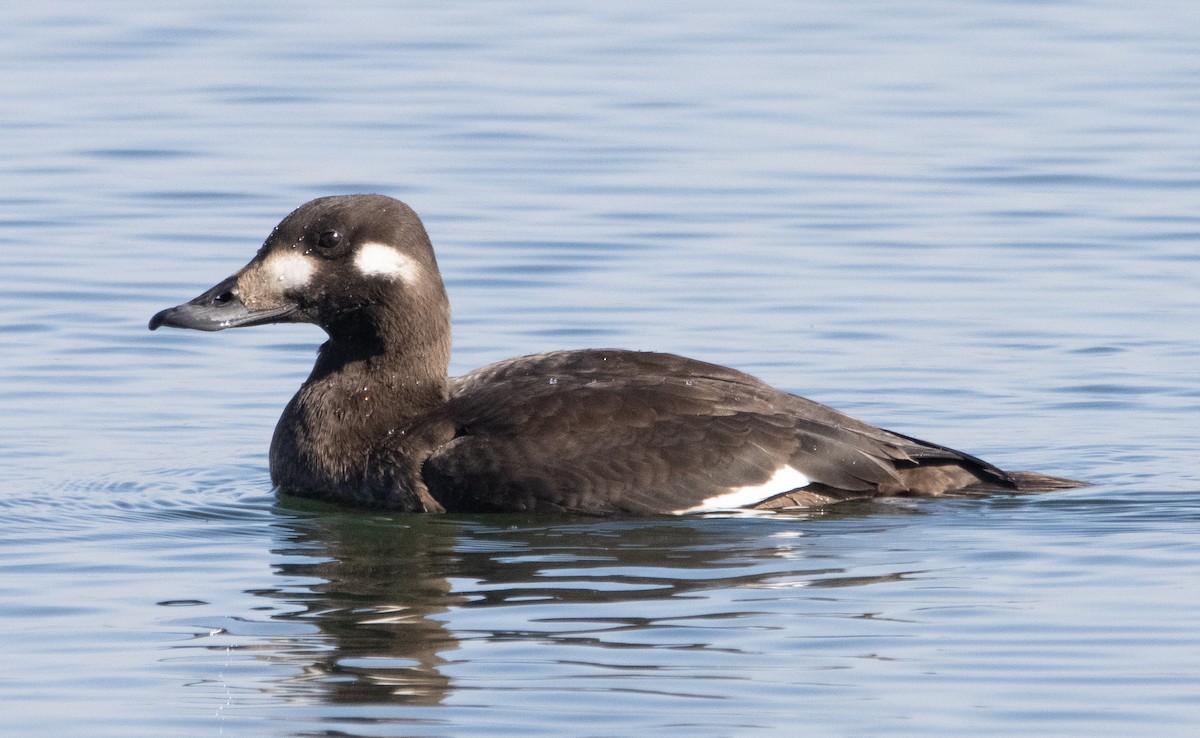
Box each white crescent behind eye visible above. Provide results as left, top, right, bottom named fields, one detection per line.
left=355, top=242, right=421, bottom=283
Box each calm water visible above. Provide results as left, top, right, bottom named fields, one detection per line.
left=2, top=1, right=1199, bottom=736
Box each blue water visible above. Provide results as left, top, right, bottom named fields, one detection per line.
left=2, top=1, right=1199, bottom=736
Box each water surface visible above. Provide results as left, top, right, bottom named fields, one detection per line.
left=2, top=1, right=1198, bottom=736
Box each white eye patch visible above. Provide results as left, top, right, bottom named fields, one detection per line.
left=355, top=242, right=421, bottom=283
left=263, top=252, right=315, bottom=289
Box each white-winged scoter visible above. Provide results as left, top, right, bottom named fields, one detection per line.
left=149, top=194, right=1085, bottom=513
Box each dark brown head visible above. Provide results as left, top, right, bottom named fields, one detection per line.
left=150, top=195, right=451, bottom=363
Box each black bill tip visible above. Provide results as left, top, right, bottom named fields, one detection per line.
left=149, top=275, right=259, bottom=332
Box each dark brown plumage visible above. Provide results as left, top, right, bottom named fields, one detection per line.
left=149, top=194, right=1085, bottom=514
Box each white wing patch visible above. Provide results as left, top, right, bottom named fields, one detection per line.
left=675, top=465, right=811, bottom=514
left=264, top=252, right=314, bottom=289
left=355, top=242, right=421, bottom=283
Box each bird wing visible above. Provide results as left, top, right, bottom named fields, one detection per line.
left=420, top=350, right=1009, bottom=514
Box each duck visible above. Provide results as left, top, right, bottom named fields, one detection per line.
left=149, top=194, right=1085, bottom=514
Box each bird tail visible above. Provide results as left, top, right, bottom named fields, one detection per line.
left=1006, top=471, right=1089, bottom=492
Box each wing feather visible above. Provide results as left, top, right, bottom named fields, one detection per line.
left=418, top=350, right=1013, bottom=513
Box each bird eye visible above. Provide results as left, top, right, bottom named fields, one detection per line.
left=317, top=230, right=342, bottom=251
